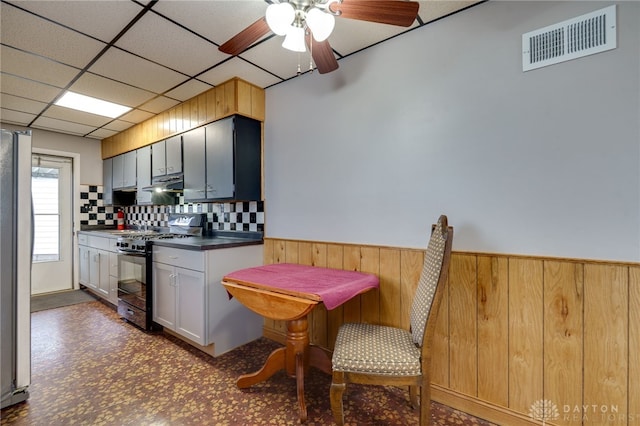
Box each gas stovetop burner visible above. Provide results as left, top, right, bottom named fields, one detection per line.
left=116, top=232, right=196, bottom=254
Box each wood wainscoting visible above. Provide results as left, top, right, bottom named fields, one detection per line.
left=262, top=238, right=640, bottom=426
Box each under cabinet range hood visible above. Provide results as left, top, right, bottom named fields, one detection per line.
left=142, top=174, right=184, bottom=193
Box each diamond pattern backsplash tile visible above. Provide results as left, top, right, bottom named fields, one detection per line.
left=79, top=186, right=264, bottom=232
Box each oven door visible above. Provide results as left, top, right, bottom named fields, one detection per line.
left=117, top=253, right=146, bottom=311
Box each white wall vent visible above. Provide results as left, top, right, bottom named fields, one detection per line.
left=522, top=5, right=617, bottom=72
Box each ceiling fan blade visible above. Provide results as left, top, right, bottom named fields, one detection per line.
left=331, top=0, right=419, bottom=27
left=307, top=34, right=339, bottom=74
left=219, top=17, right=271, bottom=56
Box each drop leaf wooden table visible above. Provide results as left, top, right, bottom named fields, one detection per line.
left=221, top=263, right=379, bottom=423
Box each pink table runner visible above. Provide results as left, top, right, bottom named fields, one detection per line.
left=223, top=263, right=379, bottom=310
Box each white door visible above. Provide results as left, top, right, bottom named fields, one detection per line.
left=31, top=154, right=73, bottom=295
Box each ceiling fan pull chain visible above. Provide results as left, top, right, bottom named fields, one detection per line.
left=297, top=52, right=302, bottom=75
left=309, top=37, right=314, bottom=73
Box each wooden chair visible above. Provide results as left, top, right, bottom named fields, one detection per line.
left=330, top=215, right=453, bottom=425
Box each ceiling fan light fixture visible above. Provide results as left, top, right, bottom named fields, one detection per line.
left=266, top=2, right=295, bottom=36
left=282, top=25, right=307, bottom=52
left=305, top=7, right=335, bottom=42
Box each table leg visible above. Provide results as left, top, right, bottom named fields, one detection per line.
left=296, top=351, right=307, bottom=423
left=237, top=347, right=285, bottom=388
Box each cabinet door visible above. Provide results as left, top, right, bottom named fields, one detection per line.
left=112, top=155, right=124, bottom=189
left=205, top=118, right=234, bottom=200
left=103, top=158, right=113, bottom=205
left=151, top=140, right=166, bottom=178
left=79, top=246, right=90, bottom=285
left=123, top=151, right=137, bottom=188
left=165, top=135, right=182, bottom=175
left=152, top=261, right=176, bottom=329
left=97, top=250, right=110, bottom=297
left=182, top=127, right=206, bottom=201
left=233, top=116, right=262, bottom=201
left=136, top=145, right=152, bottom=205
left=88, top=249, right=100, bottom=290
left=108, top=275, right=118, bottom=306
left=175, top=267, right=205, bottom=345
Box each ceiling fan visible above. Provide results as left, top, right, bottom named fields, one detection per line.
left=218, top=0, right=420, bottom=74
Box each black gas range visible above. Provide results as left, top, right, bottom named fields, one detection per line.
left=115, top=213, right=207, bottom=330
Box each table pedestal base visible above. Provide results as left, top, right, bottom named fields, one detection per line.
left=236, top=317, right=332, bottom=423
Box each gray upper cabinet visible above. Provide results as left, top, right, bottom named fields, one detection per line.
left=103, top=157, right=113, bottom=206
left=205, top=118, right=234, bottom=200
left=182, top=127, right=206, bottom=202
left=112, top=151, right=136, bottom=190
left=123, top=151, right=136, bottom=188
left=136, top=145, right=152, bottom=205
left=183, top=115, right=261, bottom=202
left=152, top=136, right=182, bottom=178
left=112, top=154, right=124, bottom=189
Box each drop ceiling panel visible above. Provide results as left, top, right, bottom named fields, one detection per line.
left=329, top=19, right=417, bottom=57
left=0, top=74, right=61, bottom=103
left=153, top=0, right=268, bottom=46
left=89, top=47, right=189, bottom=94
left=0, top=2, right=106, bottom=68
left=0, top=94, right=48, bottom=115
left=0, top=108, right=37, bottom=126
left=115, top=12, right=227, bottom=76
left=70, top=73, right=156, bottom=108
left=240, top=37, right=311, bottom=82
left=1, top=45, right=79, bottom=88
left=164, top=79, right=213, bottom=102
left=198, top=58, right=282, bottom=89
left=8, top=0, right=144, bottom=43
left=88, top=128, right=119, bottom=140
left=118, top=109, right=156, bottom=125
left=103, top=120, right=136, bottom=133
left=418, top=1, right=480, bottom=24
left=32, top=116, right=99, bottom=137
left=138, top=96, right=181, bottom=115
left=43, top=105, right=113, bottom=128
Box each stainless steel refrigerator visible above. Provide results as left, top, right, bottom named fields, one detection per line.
left=1, top=129, right=32, bottom=409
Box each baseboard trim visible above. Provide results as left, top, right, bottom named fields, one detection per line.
left=431, top=385, right=545, bottom=426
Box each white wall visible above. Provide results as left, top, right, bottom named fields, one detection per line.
left=0, top=123, right=103, bottom=184
left=264, top=1, right=640, bottom=262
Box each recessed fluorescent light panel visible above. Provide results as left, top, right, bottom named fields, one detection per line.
left=55, top=91, right=131, bottom=118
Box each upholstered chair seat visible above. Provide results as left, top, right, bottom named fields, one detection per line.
left=332, top=323, right=421, bottom=376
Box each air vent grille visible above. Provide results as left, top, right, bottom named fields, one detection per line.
left=522, top=5, right=616, bottom=72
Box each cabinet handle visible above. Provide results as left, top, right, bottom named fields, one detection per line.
left=169, top=256, right=178, bottom=259
left=159, top=167, right=165, bottom=173
left=168, top=166, right=174, bottom=172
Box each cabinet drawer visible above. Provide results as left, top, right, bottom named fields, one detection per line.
left=152, top=246, right=204, bottom=271
left=78, top=233, right=88, bottom=245
left=88, top=235, right=110, bottom=250
left=109, top=237, right=118, bottom=252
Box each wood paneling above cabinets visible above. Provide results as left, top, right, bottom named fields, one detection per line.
left=101, top=78, right=265, bottom=159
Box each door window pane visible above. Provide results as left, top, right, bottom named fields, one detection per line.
left=32, top=167, right=60, bottom=263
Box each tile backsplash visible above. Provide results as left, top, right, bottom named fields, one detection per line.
left=79, top=185, right=264, bottom=232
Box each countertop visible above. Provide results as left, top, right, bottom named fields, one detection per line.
left=78, top=228, right=263, bottom=251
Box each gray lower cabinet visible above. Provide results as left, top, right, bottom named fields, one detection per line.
left=183, top=115, right=261, bottom=202
left=151, top=244, right=264, bottom=356
left=78, top=233, right=118, bottom=304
